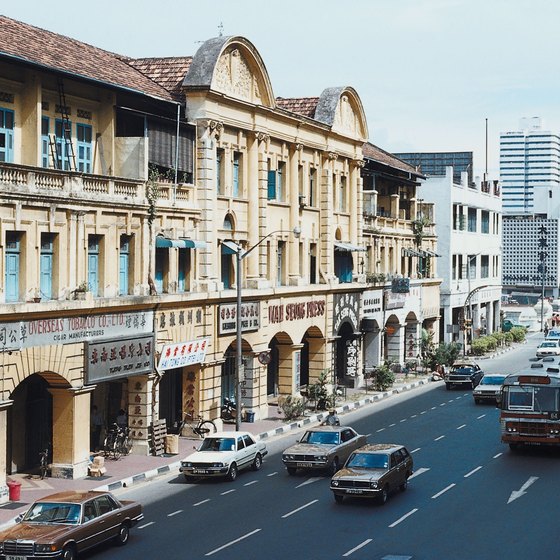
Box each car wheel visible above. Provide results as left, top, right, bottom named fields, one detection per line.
left=114, top=523, right=130, bottom=546
left=445, top=383, right=451, bottom=390
left=328, top=457, right=340, bottom=476
left=226, top=463, right=238, bottom=481
left=252, top=453, right=262, bottom=471
left=287, top=467, right=297, bottom=476
left=334, top=494, right=344, bottom=504
left=378, top=486, right=389, bottom=505
left=61, top=545, right=76, bottom=560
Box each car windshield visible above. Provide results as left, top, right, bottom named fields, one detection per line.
left=452, top=366, right=474, bottom=373
left=301, top=431, right=340, bottom=445
left=540, top=342, right=557, bottom=348
left=199, top=438, right=236, bottom=452
left=347, top=452, right=389, bottom=469
left=23, top=502, right=81, bottom=524
left=480, top=375, right=506, bottom=385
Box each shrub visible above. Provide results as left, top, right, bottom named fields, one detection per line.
left=279, top=396, right=305, bottom=420
left=308, top=369, right=335, bottom=410
left=504, top=331, right=514, bottom=344
left=483, top=335, right=497, bottom=352
left=369, top=362, right=395, bottom=391
left=470, top=339, right=487, bottom=356
left=490, top=331, right=505, bottom=346
left=510, top=326, right=527, bottom=343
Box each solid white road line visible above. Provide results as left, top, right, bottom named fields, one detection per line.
left=282, top=499, right=318, bottom=519
left=464, top=466, right=483, bottom=478
left=221, top=489, right=236, bottom=495
left=167, top=510, right=183, bottom=517
left=342, top=539, right=373, bottom=557
left=457, top=424, right=467, bottom=430
left=138, top=521, right=155, bottom=529
left=193, top=499, right=211, bottom=507
left=432, top=483, right=456, bottom=499
left=244, top=480, right=258, bottom=486
left=389, top=508, right=418, bottom=528
left=205, top=528, right=262, bottom=556
left=435, top=435, right=445, bottom=441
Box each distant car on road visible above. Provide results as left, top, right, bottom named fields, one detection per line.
left=330, top=443, right=413, bottom=505
left=444, top=360, right=484, bottom=390
left=473, top=373, right=508, bottom=404
left=536, top=340, right=560, bottom=358
left=282, top=425, right=366, bottom=476
left=0, top=490, right=143, bottom=560
left=179, top=431, right=267, bottom=482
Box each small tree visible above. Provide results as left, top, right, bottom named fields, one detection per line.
left=369, top=361, right=395, bottom=391
left=433, top=342, right=462, bottom=369
left=308, top=369, right=335, bottom=411
left=279, top=396, right=306, bottom=420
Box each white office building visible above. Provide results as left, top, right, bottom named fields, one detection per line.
left=500, top=117, right=560, bottom=215
left=418, top=167, right=502, bottom=345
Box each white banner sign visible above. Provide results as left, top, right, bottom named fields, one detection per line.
left=0, top=311, right=154, bottom=351
left=219, top=302, right=260, bottom=335
left=158, top=338, right=210, bottom=371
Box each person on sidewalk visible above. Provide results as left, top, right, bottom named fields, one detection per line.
left=116, top=409, right=127, bottom=429
left=90, top=405, right=103, bottom=452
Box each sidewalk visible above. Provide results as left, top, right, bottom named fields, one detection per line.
left=0, top=372, right=433, bottom=527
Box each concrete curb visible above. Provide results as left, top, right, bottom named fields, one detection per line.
left=95, top=377, right=431, bottom=492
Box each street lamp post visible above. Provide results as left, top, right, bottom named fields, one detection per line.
left=234, top=227, right=301, bottom=430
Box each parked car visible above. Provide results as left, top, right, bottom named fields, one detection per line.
left=444, top=360, right=484, bottom=390
left=536, top=340, right=560, bottom=358
left=330, top=443, right=413, bottom=505
left=282, top=425, right=366, bottom=476
left=179, top=431, right=267, bottom=482
left=473, top=373, right=508, bottom=404
left=0, top=490, right=143, bottom=560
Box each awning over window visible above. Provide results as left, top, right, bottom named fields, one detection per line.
left=334, top=241, right=367, bottom=252
left=422, top=249, right=441, bottom=257
left=402, top=248, right=423, bottom=257
left=221, top=240, right=243, bottom=255
left=155, top=237, right=206, bottom=249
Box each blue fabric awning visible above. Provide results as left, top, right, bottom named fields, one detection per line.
left=155, top=237, right=206, bottom=249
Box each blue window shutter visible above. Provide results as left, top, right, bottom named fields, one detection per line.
left=88, top=254, right=98, bottom=296
left=267, top=170, right=276, bottom=200
left=119, top=253, right=128, bottom=295
left=40, top=254, right=53, bottom=299
left=5, top=253, right=19, bottom=302
left=77, top=123, right=92, bottom=173
left=221, top=246, right=231, bottom=289
left=0, top=108, right=15, bottom=163
left=155, top=248, right=164, bottom=293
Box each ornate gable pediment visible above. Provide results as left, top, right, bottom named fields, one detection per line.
left=333, top=94, right=361, bottom=137
left=213, top=46, right=263, bottom=104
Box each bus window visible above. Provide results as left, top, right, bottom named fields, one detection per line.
left=508, top=387, right=534, bottom=410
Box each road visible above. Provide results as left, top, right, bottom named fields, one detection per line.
left=97, top=334, right=560, bottom=560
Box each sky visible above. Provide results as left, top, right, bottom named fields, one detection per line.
left=4, top=0, right=560, bottom=179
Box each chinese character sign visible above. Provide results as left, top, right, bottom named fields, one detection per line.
left=157, top=338, right=210, bottom=371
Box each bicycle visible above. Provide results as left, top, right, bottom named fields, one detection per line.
left=103, top=424, right=121, bottom=460
left=172, top=413, right=217, bottom=439
left=39, top=447, right=49, bottom=479
left=115, top=426, right=133, bottom=457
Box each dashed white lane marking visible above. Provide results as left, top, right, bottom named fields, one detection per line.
left=432, top=483, right=456, bottom=499
left=420, top=410, right=427, bottom=414
left=205, top=528, right=262, bottom=556
left=400, top=419, right=407, bottom=423
left=448, top=399, right=454, bottom=403
left=435, top=435, right=445, bottom=441
left=477, top=414, right=486, bottom=419
left=464, top=466, right=483, bottom=478
left=389, top=423, right=396, bottom=427
left=221, top=489, right=236, bottom=495
left=342, top=539, right=373, bottom=557
left=409, top=467, right=429, bottom=480
left=167, top=510, right=182, bottom=517
left=493, top=453, right=503, bottom=459
left=455, top=396, right=462, bottom=400
left=244, top=480, right=258, bottom=486
left=411, top=414, right=417, bottom=418
left=440, top=403, right=446, bottom=407
left=282, top=499, right=318, bottom=519
left=193, top=499, right=210, bottom=506
left=377, top=428, right=386, bottom=433
left=431, top=406, right=437, bottom=410
left=267, top=472, right=278, bottom=477
left=139, top=521, right=155, bottom=529
left=389, top=508, right=418, bottom=528
left=411, top=447, right=421, bottom=454
left=296, top=477, right=322, bottom=489
left=457, top=424, right=467, bottom=430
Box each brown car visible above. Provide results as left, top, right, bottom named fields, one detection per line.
left=282, top=425, right=367, bottom=476
left=330, top=443, right=413, bottom=504
left=0, top=490, right=143, bottom=560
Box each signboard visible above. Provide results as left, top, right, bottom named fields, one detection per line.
left=157, top=338, right=210, bottom=371
left=362, top=290, right=383, bottom=315
left=385, top=290, right=406, bottom=310
left=294, top=349, right=301, bottom=392
left=333, top=293, right=360, bottom=335
left=392, top=277, right=410, bottom=293
left=86, top=334, right=154, bottom=384
left=0, top=311, right=153, bottom=351
left=346, top=339, right=358, bottom=377
left=219, top=302, right=260, bottom=335
left=268, top=299, right=325, bottom=324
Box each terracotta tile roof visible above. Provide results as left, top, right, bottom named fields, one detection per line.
left=276, top=97, right=320, bottom=119
left=0, top=15, right=174, bottom=102
left=363, top=142, right=422, bottom=176
left=127, top=57, right=192, bottom=100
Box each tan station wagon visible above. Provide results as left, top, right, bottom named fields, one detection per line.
left=282, top=425, right=366, bottom=476
left=330, top=443, right=413, bottom=504
left=0, top=490, right=143, bottom=560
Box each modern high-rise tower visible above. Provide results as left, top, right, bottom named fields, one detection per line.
left=500, top=117, right=560, bottom=215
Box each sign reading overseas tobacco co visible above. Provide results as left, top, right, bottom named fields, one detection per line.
left=86, top=334, right=155, bottom=383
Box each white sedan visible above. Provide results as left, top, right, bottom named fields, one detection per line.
left=179, top=431, right=267, bottom=482
left=536, top=340, right=560, bottom=358
left=473, top=373, right=508, bottom=404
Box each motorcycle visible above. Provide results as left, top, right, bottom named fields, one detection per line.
left=221, top=397, right=238, bottom=423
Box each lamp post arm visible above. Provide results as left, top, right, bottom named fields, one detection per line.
left=240, top=229, right=291, bottom=261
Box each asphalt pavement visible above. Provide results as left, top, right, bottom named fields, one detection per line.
left=0, top=337, right=532, bottom=528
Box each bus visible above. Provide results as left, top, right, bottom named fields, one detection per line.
left=499, top=369, right=560, bottom=450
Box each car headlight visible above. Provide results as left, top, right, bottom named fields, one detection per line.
left=283, top=454, right=294, bottom=461
left=35, top=544, right=58, bottom=553
left=331, top=479, right=339, bottom=487
left=212, top=463, right=224, bottom=468
left=317, top=456, right=327, bottom=462
left=182, top=461, right=193, bottom=468
left=370, top=481, right=378, bottom=489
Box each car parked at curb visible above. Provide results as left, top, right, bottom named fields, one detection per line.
left=330, top=443, right=413, bottom=505
left=444, top=360, right=484, bottom=390
left=0, top=490, right=143, bottom=560
left=179, top=431, right=267, bottom=482
left=473, top=373, right=508, bottom=404
left=282, top=425, right=366, bottom=476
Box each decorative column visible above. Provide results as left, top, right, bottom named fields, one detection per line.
left=276, top=343, right=304, bottom=396
left=289, top=143, right=302, bottom=285
left=0, top=401, right=13, bottom=503
left=128, top=374, right=157, bottom=456
left=390, top=193, right=400, bottom=219
left=349, top=159, right=364, bottom=246
left=320, top=152, right=337, bottom=284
